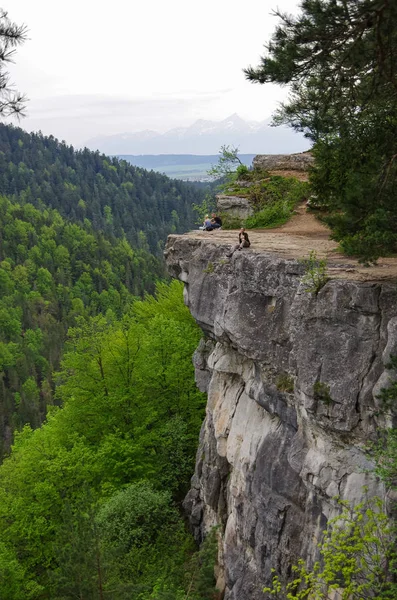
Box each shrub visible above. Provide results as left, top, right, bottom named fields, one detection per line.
left=300, top=250, right=329, bottom=294
left=242, top=178, right=310, bottom=229
left=235, top=164, right=250, bottom=180
left=219, top=213, right=244, bottom=230
left=97, top=482, right=193, bottom=595
left=313, top=381, right=333, bottom=405
left=263, top=497, right=397, bottom=600
left=219, top=172, right=310, bottom=231
left=276, top=373, right=294, bottom=393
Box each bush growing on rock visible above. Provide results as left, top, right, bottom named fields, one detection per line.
left=263, top=497, right=397, bottom=599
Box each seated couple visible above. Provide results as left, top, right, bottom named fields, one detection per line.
left=199, top=213, right=222, bottom=231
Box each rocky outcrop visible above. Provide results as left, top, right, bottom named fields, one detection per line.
left=253, top=151, right=314, bottom=172
left=165, top=235, right=396, bottom=600
left=216, top=195, right=254, bottom=220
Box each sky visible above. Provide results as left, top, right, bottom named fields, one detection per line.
left=5, top=0, right=301, bottom=147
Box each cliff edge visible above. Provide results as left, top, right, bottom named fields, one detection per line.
left=165, top=231, right=397, bottom=599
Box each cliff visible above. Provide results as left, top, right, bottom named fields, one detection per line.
left=165, top=233, right=397, bottom=599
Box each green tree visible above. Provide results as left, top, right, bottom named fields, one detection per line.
left=263, top=497, right=397, bottom=599
left=49, top=493, right=105, bottom=600
left=97, top=482, right=191, bottom=596
left=208, top=144, right=243, bottom=183
left=0, top=281, right=207, bottom=598
left=0, top=541, right=42, bottom=600
left=245, top=0, right=397, bottom=262
left=192, top=192, right=216, bottom=225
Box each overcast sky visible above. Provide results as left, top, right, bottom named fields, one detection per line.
left=5, top=0, right=301, bottom=147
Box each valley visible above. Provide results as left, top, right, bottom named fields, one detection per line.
left=116, top=153, right=256, bottom=181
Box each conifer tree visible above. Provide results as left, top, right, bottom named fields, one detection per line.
left=245, top=0, right=397, bottom=262
left=0, top=9, right=27, bottom=117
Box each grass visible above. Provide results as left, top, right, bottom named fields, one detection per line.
left=203, top=262, right=215, bottom=274
left=245, top=200, right=296, bottom=229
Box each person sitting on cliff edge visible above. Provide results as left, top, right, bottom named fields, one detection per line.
left=210, top=213, right=222, bottom=229
left=199, top=215, right=212, bottom=230
left=226, top=228, right=250, bottom=257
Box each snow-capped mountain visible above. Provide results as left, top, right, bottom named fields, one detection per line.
left=85, top=114, right=309, bottom=155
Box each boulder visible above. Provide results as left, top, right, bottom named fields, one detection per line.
left=253, top=151, right=314, bottom=172
left=216, top=194, right=254, bottom=220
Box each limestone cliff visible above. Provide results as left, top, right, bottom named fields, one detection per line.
left=165, top=235, right=396, bottom=600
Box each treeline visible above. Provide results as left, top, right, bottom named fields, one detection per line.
left=0, top=195, right=162, bottom=455
left=0, top=281, right=218, bottom=599
left=0, top=124, right=205, bottom=254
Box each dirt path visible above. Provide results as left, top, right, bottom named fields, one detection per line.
left=183, top=204, right=397, bottom=282
left=271, top=202, right=329, bottom=236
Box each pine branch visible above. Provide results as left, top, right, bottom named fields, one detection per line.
left=0, top=9, right=28, bottom=118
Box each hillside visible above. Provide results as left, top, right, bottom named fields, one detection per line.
left=0, top=124, right=218, bottom=597
left=0, top=194, right=165, bottom=456
left=0, top=124, right=209, bottom=455
left=0, top=125, right=206, bottom=254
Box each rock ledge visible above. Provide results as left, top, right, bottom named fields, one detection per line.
left=165, top=235, right=395, bottom=600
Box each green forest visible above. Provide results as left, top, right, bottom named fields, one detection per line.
left=0, top=123, right=210, bottom=456
left=0, top=125, right=205, bottom=255
left=0, top=122, right=219, bottom=598
left=0, top=280, right=216, bottom=599
left=0, top=194, right=164, bottom=454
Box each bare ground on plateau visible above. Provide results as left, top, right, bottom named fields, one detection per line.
left=183, top=203, right=397, bottom=282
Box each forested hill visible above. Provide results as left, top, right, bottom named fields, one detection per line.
left=0, top=124, right=205, bottom=254
left=0, top=130, right=217, bottom=599
left=0, top=196, right=164, bottom=455
left=0, top=123, right=207, bottom=457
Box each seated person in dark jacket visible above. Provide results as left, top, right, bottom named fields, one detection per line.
left=226, top=228, right=250, bottom=256
left=210, top=213, right=222, bottom=229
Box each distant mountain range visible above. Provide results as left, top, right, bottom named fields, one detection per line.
left=85, top=114, right=310, bottom=155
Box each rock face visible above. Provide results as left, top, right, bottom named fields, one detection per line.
left=253, top=151, right=314, bottom=172
left=216, top=194, right=254, bottom=220
left=165, top=236, right=395, bottom=600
